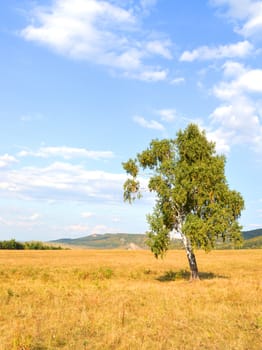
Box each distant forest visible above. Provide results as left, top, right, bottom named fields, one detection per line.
left=0, top=239, right=64, bottom=250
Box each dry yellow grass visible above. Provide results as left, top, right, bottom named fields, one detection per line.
left=0, top=249, right=262, bottom=350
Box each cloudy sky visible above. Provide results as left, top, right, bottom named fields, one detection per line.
left=1, top=0, right=262, bottom=241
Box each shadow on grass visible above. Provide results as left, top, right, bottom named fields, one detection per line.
left=156, top=269, right=228, bottom=282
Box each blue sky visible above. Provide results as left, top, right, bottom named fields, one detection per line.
left=1, top=0, right=262, bottom=241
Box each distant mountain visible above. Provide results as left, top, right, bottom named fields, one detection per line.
left=51, top=229, right=262, bottom=250
left=213, top=228, right=262, bottom=250
left=51, top=233, right=148, bottom=250
left=242, top=228, right=262, bottom=240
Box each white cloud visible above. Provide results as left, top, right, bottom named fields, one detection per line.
left=145, top=40, right=173, bottom=59
left=171, top=77, right=185, bottom=85
left=222, top=61, right=246, bottom=77
left=59, top=223, right=118, bottom=237
left=28, top=213, right=41, bottom=221
left=156, top=109, right=177, bottom=122
left=213, top=65, right=262, bottom=99
left=237, top=69, right=262, bottom=93
left=91, top=224, right=110, bottom=234
left=18, top=146, right=114, bottom=160
left=180, top=40, right=253, bottom=61
left=20, top=0, right=171, bottom=81
left=140, top=0, right=158, bottom=9
left=0, top=216, right=10, bottom=226
left=136, top=69, right=168, bottom=82
left=0, top=161, right=128, bottom=203
left=210, top=96, right=262, bottom=145
left=206, top=128, right=232, bottom=154
left=0, top=212, right=42, bottom=229
left=14, top=213, right=42, bottom=225
left=81, top=212, right=94, bottom=218
left=112, top=216, right=121, bottom=223
left=210, top=0, right=262, bottom=38
left=0, top=182, right=17, bottom=191
left=210, top=0, right=254, bottom=19
left=247, top=223, right=262, bottom=228
left=133, top=115, right=165, bottom=130
left=0, top=154, right=18, bottom=168
left=240, top=3, right=262, bottom=38
left=66, top=224, right=90, bottom=233
left=210, top=62, right=262, bottom=152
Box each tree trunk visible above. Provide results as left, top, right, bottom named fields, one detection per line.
left=181, top=233, right=200, bottom=280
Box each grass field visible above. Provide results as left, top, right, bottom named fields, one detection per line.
left=0, top=249, right=262, bottom=350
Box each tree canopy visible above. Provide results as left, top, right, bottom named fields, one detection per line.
left=123, top=124, right=244, bottom=280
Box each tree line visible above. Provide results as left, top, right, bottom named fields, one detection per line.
left=0, top=239, right=64, bottom=250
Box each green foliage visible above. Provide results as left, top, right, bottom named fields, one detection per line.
left=123, top=123, right=245, bottom=258
left=146, top=205, right=170, bottom=258
left=0, top=239, right=24, bottom=250
left=0, top=239, right=63, bottom=250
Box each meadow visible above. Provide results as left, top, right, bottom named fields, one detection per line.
left=0, top=249, right=261, bottom=350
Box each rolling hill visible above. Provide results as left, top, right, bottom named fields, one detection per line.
left=51, top=233, right=148, bottom=250
left=242, top=228, right=262, bottom=240
left=51, top=228, right=262, bottom=250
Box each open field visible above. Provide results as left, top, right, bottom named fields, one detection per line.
left=0, top=249, right=262, bottom=350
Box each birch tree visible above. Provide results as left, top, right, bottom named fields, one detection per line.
left=123, top=124, right=244, bottom=280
